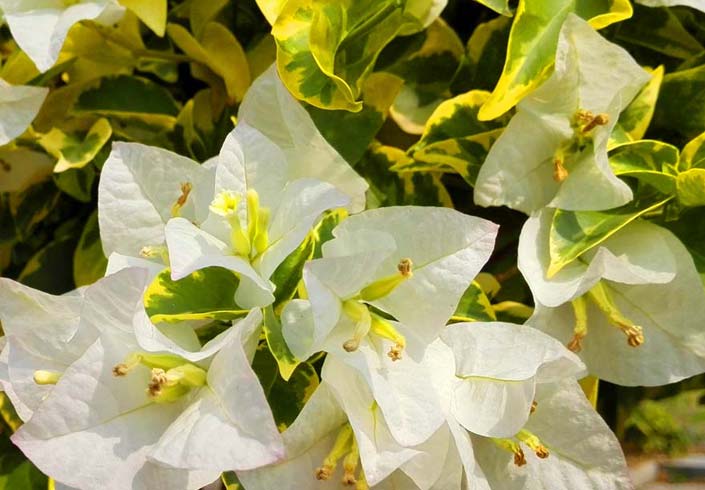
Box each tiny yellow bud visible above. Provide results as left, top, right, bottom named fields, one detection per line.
left=210, top=190, right=240, bottom=217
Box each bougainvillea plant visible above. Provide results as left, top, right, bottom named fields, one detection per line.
left=1, top=0, right=705, bottom=488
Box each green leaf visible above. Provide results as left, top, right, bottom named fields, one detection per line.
left=119, top=0, right=167, bottom=36
left=617, top=65, right=664, bottom=141
left=73, top=211, right=107, bottom=287
left=383, top=19, right=465, bottom=133
left=396, top=90, right=507, bottom=185
left=451, top=281, right=497, bottom=322
left=271, top=0, right=421, bottom=111
left=0, top=433, right=47, bottom=489
left=253, top=343, right=319, bottom=429
left=454, top=16, right=511, bottom=94
left=271, top=235, right=315, bottom=310
left=173, top=88, right=232, bottom=162
left=10, top=180, right=61, bottom=241
left=144, top=267, right=248, bottom=323
left=189, top=0, right=229, bottom=37
left=167, top=22, right=251, bottom=103
left=615, top=5, right=704, bottom=60
left=479, top=0, right=633, bottom=121
left=307, top=72, right=403, bottom=164
left=53, top=164, right=96, bottom=203
left=652, top=64, right=705, bottom=144
left=547, top=197, right=673, bottom=276
left=0, top=393, right=22, bottom=433
left=73, top=75, right=179, bottom=128
left=406, top=130, right=502, bottom=186
left=415, top=91, right=506, bottom=149
left=676, top=168, right=705, bottom=207
left=39, top=119, right=112, bottom=173
left=0, top=147, right=54, bottom=194
left=660, top=207, right=705, bottom=285
left=681, top=130, right=705, bottom=170
left=311, top=209, right=348, bottom=259
left=608, top=139, right=679, bottom=194
left=262, top=306, right=299, bottom=381
left=18, top=231, right=80, bottom=294
left=356, top=142, right=452, bottom=208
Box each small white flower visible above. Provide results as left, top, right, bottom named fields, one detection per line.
left=520, top=209, right=705, bottom=385
left=474, top=14, right=649, bottom=214
left=9, top=268, right=284, bottom=489
left=281, top=206, right=498, bottom=361
left=164, top=123, right=351, bottom=308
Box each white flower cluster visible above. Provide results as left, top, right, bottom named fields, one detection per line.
left=0, top=12, right=704, bottom=490
left=0, top=64, right=642, bottom=490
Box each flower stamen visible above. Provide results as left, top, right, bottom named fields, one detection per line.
left=492, top=438, right=526, bottom=466
left=315, top=424, right=354, bottom=481
left=586, top=282, right=644, bottom=348
left=517, top=429, right=550, bottom=459
left=170, top=182, right=192, bottom=218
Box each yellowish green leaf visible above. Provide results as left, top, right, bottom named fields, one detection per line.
left=263, top=306, right=299, bottom=381
left=272, top=0, right=411, bottom=111
left=681, top=131, right=705, bottom=170
left=451, top=281, right=497, bottom=322
left=608, top=139, right=679, bottom=194
left=167, top=22, right=251, bottom=103
left=119, top=0, right=167, bottom=36
left=547, top=197, right=673, bottom=277
left=676, top=168, right=705, bottom=207
left=144, top=267, right=248, bottom=323
left=40, top=118, right=112, bottom=173
left=308, top=72, right=403, bottom=164
left=618, top=65, right=664, bottom=141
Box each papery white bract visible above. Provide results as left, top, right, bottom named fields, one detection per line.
left=470, top=379, right=633, bottom=490
left=238, top=65, right=369, bottom=213
left=0, top=79, right=48, bottom=146
left=98, top=141, right=215, bottom=266
left=282, top=206, right=498, bottom=360
left=474, top=14, right=649, bottom=214
left=0, top=278, right=89, bottom=421
left=238, top=369, right=445, bottom=489
left=10, top=268, right=284, bottom=490
left=414, top=324, right=631, bottom=490
left=0, top=0, right=125, bottom=72
left=520, top=209, right=705, bottom=385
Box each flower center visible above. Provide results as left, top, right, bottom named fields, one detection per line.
left=113, top=352, right=207, bottom=403
left=551, top=109, right=610, bottom=183
left=340, top=259, right=413, bottom=361
left=210, top=189, right=270, bottom=261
